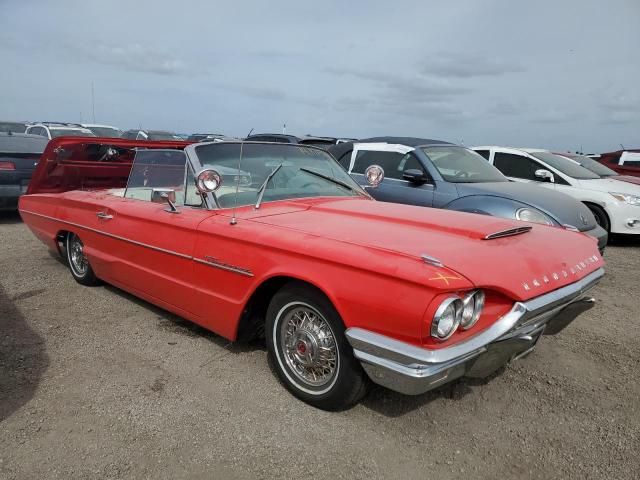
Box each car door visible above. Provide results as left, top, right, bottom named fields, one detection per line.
left=347, top=143, right=435, bottom=207
left=86, top=149, right=212, bottom=315
left=491, top=151, right=558, bottom=191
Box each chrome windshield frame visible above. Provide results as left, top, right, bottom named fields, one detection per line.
left=183, top=141, right=368, bottom=211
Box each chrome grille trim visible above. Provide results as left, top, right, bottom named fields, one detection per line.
left=346, top=268, right=604, bottom=366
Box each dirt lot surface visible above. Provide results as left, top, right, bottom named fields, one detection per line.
left=1, top=211, right=639, bottom=480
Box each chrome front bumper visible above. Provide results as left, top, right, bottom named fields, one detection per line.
left=346, top=268, right=604, bottom=396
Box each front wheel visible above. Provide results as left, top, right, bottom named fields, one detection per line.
left=66, top=232, right=100, bottom=286
left=587, top=204, right=610, bottom=233
left=266, top=284, right=368, bottom=410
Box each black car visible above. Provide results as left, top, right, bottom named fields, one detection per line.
left=245, top=133, right=301, bottom=143
left=187, top=133, right=237, bottom=142
left=0, top=133, right=48, bottom=210
left=329, top=137, right=608, bottom=252
left=244, top=134, right=356, bottom=150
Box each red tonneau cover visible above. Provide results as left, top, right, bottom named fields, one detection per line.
left=27, top=137, right=192, bottom=194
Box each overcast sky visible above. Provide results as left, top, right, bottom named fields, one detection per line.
left=0, top=0, right=638, bottom=152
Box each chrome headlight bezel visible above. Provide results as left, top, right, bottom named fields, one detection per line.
left=515, top=207, right=554, bottom=225
left=610, top=192, right=640, bottom=206
left=431, top=296, right=463, bottom=341
left=459, top=290, right=485, bottom=330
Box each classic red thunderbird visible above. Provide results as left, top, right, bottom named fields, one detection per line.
left=19, top=138, right=604, bottom=410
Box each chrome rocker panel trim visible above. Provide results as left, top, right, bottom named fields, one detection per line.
left=346, top=268, right=603, bottom=395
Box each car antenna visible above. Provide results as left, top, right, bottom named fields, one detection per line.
left=230, top=138, right=247, bottom=226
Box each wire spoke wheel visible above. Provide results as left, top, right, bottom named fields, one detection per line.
left=68, top=234, right=88, bottom=276
left=278, top=304, right=339, bottom=390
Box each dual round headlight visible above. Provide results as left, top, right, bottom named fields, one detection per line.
left=431, top=290, right=485, bottom=341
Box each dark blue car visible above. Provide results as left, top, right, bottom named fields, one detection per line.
left=328, top=137, right=608, bottom=252
left=0, top=133, right=48, bottom=210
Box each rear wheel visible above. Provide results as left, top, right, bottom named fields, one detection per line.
left=65, top=232, right=100, bottom=286
left=266, top=284, right=368, bottom=410
left=587, top=204, right=610, bottom=233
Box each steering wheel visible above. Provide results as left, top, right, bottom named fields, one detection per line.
left=453, top=170, right=469, bottom=179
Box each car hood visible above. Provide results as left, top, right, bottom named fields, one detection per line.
left=243, top=198, right=603, bottom=301
left=453, top=181, right=597, bottom=231
left=574, top=177, right=640, bottom=195
left=614, top=175, right=640, bottom=186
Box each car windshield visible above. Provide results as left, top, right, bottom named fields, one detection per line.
left=559, top=153, right=617, bottom=177
left=529, top=152, right=600, bottom=179
left=50, top=129, right=96, bottom=138
left=88, top=127, right=123, bottom=138
left=148, top=132, right=181, bottom=141
left=422, top=146, right=507, bottom=183
left=193, top=143, right=366, bottom=208
left=0, top=122, right=27, bottom=133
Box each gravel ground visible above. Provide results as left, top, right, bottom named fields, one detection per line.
left=1, top=210, right=639, bottom=480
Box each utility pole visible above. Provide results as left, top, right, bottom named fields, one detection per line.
left=91, top=81, right=96, bottom=123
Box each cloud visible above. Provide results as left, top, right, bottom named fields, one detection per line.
left=75, top=43, right=186, bottom=76
left=325, top=65, right=474, bottom=123
left=326, top=66, right=471, bottom=99
left=595, top=91, right=640, bottom=125
left=597, top=94, right=640, bottom=114
left=486, top=99, right=527, bottom=116
left=1, top=0, right=637, bottom=151
left=207, top=81, right=327, bottom=109
left=529, top=109, right=576, bottom=124
left=325, top=65, right=475, bottom=125
left=422, top=54, right=525, bottom=78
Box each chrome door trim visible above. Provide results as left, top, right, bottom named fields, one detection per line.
left=193, top=256, right=254, bottom=277
left=21, top=209, right=193, bottom=260
left=21, top=209, right=255, bottom=276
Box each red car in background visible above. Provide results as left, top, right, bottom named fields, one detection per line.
left=594, top=149, right=640, bottom=180
left=555, top=152, right=640, bottom=186
left=19, top=137, right=604, bottom=410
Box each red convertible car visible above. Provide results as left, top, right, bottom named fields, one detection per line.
left=20, top=137, right=604, bottom=410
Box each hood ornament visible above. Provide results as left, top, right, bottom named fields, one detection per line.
left=421, top=253, right=443, bottom=267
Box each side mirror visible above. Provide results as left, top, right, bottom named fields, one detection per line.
left=535, top=169, right=555, bottom=183
left=152, top=188, right=179, bottom=213
left=364, top=164, right=385, bottom=188
left=196, top=169, right=222, bottom=193
left=403, top=168, right=427, bottom=184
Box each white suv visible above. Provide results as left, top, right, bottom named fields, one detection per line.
left=473, top=146, right=640, bottom=235
left=80, top=124, right=122, bottom=138
left=25, top=122, right=96, bottom=140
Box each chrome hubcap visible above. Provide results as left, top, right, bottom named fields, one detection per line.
left=279, top=305, right=338, bottom=388
left=69, top=235, right=88, bottom=275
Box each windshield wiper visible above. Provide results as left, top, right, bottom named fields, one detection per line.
left=255, top=162, right=283, bottom=209
left=299, top=168, right=356, bottom=193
